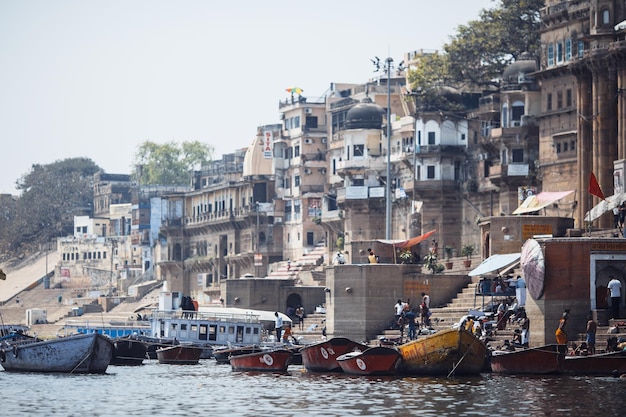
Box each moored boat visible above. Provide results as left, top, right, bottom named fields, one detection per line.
left=490, top=344, right=566, bottom=374
left=156, top=344, right=203, bottom=365
left=336, top=346, right=402, bottom=376
left=213, top=345, right=264, bottom=364
left=229, top=349, right=293, bottom=372
left=300, top=337, right=369, bottom=372
left=0, top=333, right=114, bottom=374
left=561, top=350, right=626, bottom=375
left=110, top=335, right=148, bottom=366
left=397, top=328, right=488, bottom=376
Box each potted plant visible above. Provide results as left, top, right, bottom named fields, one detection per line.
left=461, top=244, right=475, bottom=267
left=443, top=245, right=454, bottom=269
left=399, top=249, right=413, bottom=264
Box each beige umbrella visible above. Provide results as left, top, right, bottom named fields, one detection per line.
left=584, top=192, right=626, bottom=222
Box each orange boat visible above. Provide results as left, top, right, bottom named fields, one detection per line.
left=397, top=328, right=488, bottom=376
left=336, top=346, right=402, bottom=376
left=229, top=349, right=293, bottom=372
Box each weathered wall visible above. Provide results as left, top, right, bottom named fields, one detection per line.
left=325, top=264, right=470, bottom=342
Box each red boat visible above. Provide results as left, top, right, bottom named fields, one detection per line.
left=300, top=337, right=369, bottom=372
left=229, top=349, right=293, bottom=372
left=213, top=345, right=263, bottom=365
left=490, top=344, right=566, bottom=374
left=562, top=350, right=626, bottom=375
left=336, top=346, right=402, bottom=376
left=156, top=345, right=203, bottom=365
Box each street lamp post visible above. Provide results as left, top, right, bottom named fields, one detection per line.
left=373, top=56, right=404, bottom=240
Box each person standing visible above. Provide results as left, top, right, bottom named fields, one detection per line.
left=519, top=311, right=530, bottom=347
left=367, top=248, right=378, bottom=264
left=274, top=312, right=283, bottom=342
left=607, top=276, right=622, bottom=319
left=295, top=306, right=305, bottom=330
left=421, top=292, right=430, bottom=309
left=394, top=299, right=405, bottom=329
left=555, top=311, right=569, bottom=345
left=586, top=314, right=597, bottom=355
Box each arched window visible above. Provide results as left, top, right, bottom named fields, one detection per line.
left=501, top=103, right=509, bottom=128
left=602, top=9, right=610, bottom=25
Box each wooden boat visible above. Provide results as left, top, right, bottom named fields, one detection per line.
left=213, top=345, right=263, bottom=364
left=490, top=344, right=566, bottom=374
left=561, top=350, right=626, bottom=375
left=397, top=328, right=488, bottom=376
left=156, top=344, right=203, bottom=365
left=300, top=337, right=369, bottom=372
left=0, top=333, right=114, bottom=374
left=110, top=335, right=148, bottom=366
left=336, top=346, right=402, bottom=376
left=229, top=349, right=294, bottom=372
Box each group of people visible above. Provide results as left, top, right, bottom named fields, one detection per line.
left=393, top=293, right=432, bottom=341
left=554, top=309, right=600, bottom=355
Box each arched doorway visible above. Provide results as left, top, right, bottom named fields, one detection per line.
left=285, top=292, right=303, bottom=319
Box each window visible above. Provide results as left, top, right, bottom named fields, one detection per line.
left=353, top=144, right=365, bottom=157
left=547, top=93, right=552, bottom=111
left=427, top=132, right=436, bottom=145
left=578, top=40, right=585, bottom=58
left=556, top=42, right=563, bottom=64
left=294, top=199, right=301, bottom=221
left=294, top=145, right=300, bottom=157
left=294, top=175, right=300, bottom=187
left=547, top=44, right=555, bottom=67
left=512, top=149, right=524, bottom=163
left=427, top=165, right=435, bottom=179
left=285, top=200, right=292, bottom=222
left=565, top=39, right=572, bottom=61
left=557, top=91, right=563, bottom=109
left=566, top=89, right=572, bottom=107
left=603, top=9, right=610, bottom=25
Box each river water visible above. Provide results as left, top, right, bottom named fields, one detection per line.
left=1, top=360, right=625, bottom=416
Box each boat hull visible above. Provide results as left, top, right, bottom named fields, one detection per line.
left=156, top=345, right=203, bottom=365
left=300, top=337, right=369, bottom=372
left=397, top=328, right=488, bottom=376
left=110, top=336, right=147, bottom=366
left=0, top=333, right=114, bottom=374
left=490, top=344, right=566, bottom=374
left=562, top=350, right=626, bottom=375
left=213, top=345, right=263, bottom=364
left=336, top=346, right=402, bottom=376
left=229, top=349, right=293, bottom=372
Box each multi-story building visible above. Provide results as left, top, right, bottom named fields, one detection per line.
left=536, top=0, right=626, bottom=228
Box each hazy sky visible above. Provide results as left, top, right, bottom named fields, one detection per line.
left=0, top=0, right=495, bottom=195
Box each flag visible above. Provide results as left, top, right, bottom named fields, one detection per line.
left=0, top=268, right=6, bottom=280
left=589, top=172, right=605, bottom=200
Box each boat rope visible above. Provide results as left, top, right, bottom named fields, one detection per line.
left=448, top=344, right=472, bottom=378
left=70, top=335, right=97, bottom=374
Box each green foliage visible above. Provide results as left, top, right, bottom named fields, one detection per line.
left=132, top=140, right=214, bottom=186
left=461, top=245, right=475, bottom=259
left=444, top=0, right=542, bottom=88
left=0, top=158, right=100, bottom=258
left=336, top=236, right=344, bottom=250
left=399, top=249, right=413, bottom=264
left=444, top=245, right=454, bottom=260
left=423, top=252, right=444, bottom=274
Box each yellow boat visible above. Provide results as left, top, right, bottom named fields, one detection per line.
left=397, top=328, right=488, bottom=376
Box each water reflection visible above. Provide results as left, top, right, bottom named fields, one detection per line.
left=1, top=361, right=625, bottom=416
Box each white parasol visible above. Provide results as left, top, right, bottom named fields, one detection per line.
left=584, top=192, right=626, bottom=222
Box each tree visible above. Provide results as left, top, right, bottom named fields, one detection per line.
left=132, top=140, right=214, bottom=186
left=407, top=53, right=468, bottom=112
left=1, top=158, right=100, bottom=258
left=444, top=0, right=543, bottom=88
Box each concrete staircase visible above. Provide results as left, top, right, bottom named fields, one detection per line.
left=290, top=312, right=326, bottom=343
left=267, top=241, right=326, bottom=282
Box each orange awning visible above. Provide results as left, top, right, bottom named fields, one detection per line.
left=377, top=229, right=438, bottom=249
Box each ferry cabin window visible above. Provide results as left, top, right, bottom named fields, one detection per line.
left=254, top=328, right=259, bottom=335
left=208, top=325, right=216, bottom=341
left=219, top=325, right=226, bottom=334
left=199, top=325, right=208, bottom=341
left=228, top=326, right=235, bottom=334
left=245, top=327, right=251, bottom=334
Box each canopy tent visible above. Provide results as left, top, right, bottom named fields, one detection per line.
left=377, top=229, right=438, bottom=249
left=468, top=253, right=521, bottom=277
left=584, top=192, right=626, bottom=222
left=512, top=191, right=575, bottom=215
